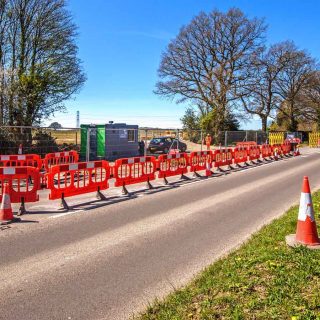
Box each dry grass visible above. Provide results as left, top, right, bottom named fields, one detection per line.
left=46, top=129, right=80, bottom=145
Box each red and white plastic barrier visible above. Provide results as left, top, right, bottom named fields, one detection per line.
left=43, top=150, right=79, bottom=171
left=260, top=144, right=273, bottom=159
left=281, top=142, right=291, bottom=155
left=233, top=147, right=248, bottom=165
left=48, top=161, right=110, bottom=201
left=0, top=154, right=42, bottom=170
left=157, top=153, right=189, bottom=180
left=213, top=149, right=233, bottom=170
left=0, top=142, right=299, bottom=212
left=272, top=144, right=283, bottom=158
left=189, top=151, right=213, bottom=174
left=0, top=166, right=40, bottom=204
left=236, top=141, right=257, bottom=148
left=247, top=146, right=260, bottom=162
left=114, top=156, right=156, bottom=189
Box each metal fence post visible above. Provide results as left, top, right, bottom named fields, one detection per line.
left=144, top=129, right=148, bottom=157
left=86, top=127, right=90, bottom=162
left=225, top=131, right=228, bottom=147
left=200, top=129, right=203, bottom=152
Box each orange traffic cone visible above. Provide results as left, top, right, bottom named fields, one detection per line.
left=296, top=177, right=320, bottom=245
left=0, top=183, right=19, bottom=224
left=286, top=176, right=320, bottom=249
left=205, top=160, right=212, bottom=177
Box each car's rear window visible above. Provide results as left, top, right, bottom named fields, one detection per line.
left=150, top=138, right=164, bottom=144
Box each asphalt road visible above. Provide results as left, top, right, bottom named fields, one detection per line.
left=1, top=149, right=320, bottom=320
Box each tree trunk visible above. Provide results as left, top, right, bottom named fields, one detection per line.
left=288, top=101, right=298, bottom=131
left=288, top=116, right=298, bottom=132
left=261, top=115, right=267, bottom=132
left=316, top=109, right=320, bottom=131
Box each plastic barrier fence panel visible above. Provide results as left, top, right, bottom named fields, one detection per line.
left=189, top=151, right=213, bottom=172
left=247, top=146, right=261, bottom=161
left=247, top=147, right=255, bottom=162
left=214, top=149, right=233, bottom=168
left=272, top=144, right=283, bottom=156
left=309, top=132, right=320, bottom=148
left=236, top=141, right=257, bottom=148
left=254, top=146, right=260, bottom=160
left=44, top=151, right=79, bottom=171
left=281, top=142, right=291, bottom=154
left=233, top=147, right=248, bottom=164
left=157, top=153, right=188, bottom=179
left=0, top=166, right=40, bottom=203
left=260, top=144, right=272, bottom=158
left=114, top=156, right=156, bottom=187
left=269, top=132, right=284, bottom=145
left=48, top=161, right=110, bottom=200
left=0, top=154, right=42, bottom=170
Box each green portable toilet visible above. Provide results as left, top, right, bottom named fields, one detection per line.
left=80, top=124, right=105, bottom=161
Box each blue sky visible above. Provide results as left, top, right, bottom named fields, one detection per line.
left=50, top=0, right=320, bottom=129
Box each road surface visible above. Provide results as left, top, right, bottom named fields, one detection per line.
left=1, top=148, right=320, bottom=320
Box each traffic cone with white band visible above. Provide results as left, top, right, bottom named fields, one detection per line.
left=0, top=183, right=20, bottom=224
left=205, top=160, right=212, bottom=177
left=286, top=176, right=320, bottom=248
left=295, top=177, right=319, bottom=245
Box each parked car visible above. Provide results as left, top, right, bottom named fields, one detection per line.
left=147, top=137, right=187, bottom=154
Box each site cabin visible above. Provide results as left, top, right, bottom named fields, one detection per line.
left=80, top=123, right=139, bottom=161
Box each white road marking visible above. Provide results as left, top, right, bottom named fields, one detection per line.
left=2, top=158, right=317, bottom=295
left=29, top=205, right=57, bottom=210
left=179, top=179, right=204, bottom=187
left=50, top=210, right=84, bottom=219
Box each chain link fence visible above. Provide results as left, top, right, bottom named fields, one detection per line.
left=224, top=131, right=268, bottom=146
left=0, top=126, right=80, bottom=157
left=0, top=125, right=306, bottom=160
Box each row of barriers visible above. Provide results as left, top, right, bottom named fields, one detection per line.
left=0, top=151, right=79, bottom=171
left=0, top=143, right=296, bottom=212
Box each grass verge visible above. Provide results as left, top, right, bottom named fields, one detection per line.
left=137, top=193, right=320, bottom=320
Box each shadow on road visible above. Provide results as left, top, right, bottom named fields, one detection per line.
left=21, top=159, right=280, bottom=216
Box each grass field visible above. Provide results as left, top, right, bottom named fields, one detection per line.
left=48, top=129, right=178, bottom=145
left=136, top=193, right=320, bottom=320
left=47, top=129, right=80, bottom=145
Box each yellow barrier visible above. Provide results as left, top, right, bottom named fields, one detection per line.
left=309, top=132, right=320, bottom=148
left=269, top=132, right=285, bottom=145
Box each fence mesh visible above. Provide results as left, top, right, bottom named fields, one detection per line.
left=224, top=131, right=268, bottom=146
left=0, top=126, right=80, bottom=157
left=0, top=126, right=305, bottom=160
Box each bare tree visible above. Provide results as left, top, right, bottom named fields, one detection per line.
left=0, top=0, right=85, bottom=142
left=294, top=70, right=320, bottom=129
left=274, top=42, right=316, bottom=131
left=155, top=8, right=266, bottom=141
left=238, top=42, right=293, bottom=132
